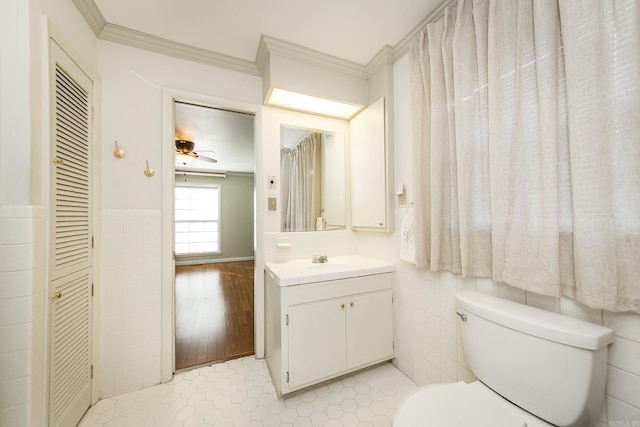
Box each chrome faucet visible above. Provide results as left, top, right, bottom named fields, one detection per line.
left=312, top=254, right=328, bottom=263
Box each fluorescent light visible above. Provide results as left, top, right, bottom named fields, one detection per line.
left=267, top=88, right=363, bottom=119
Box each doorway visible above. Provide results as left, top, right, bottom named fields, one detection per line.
left=172, top=101, right=255, bottom=370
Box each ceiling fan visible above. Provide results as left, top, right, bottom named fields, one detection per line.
left=175, top=139, right=218, bottom=165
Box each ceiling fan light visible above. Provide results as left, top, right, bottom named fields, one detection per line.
left=176, top=152, right=195, bottom=165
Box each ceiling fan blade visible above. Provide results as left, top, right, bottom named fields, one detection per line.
left=195, top=154, right=218, bottom=163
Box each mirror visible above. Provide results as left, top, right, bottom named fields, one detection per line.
left=280, top=125, right=346, bottom=232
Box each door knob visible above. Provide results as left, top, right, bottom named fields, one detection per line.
left=52, top=292, right=62, bottom=299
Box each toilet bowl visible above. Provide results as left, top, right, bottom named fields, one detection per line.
left=393, top=291, right=614, bottom=427
left=394, top=381, right=551, bottom=427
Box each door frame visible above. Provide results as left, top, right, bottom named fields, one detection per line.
left=160, top=89, right=263, bottom=381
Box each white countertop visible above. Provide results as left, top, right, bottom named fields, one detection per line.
left=265, top=255, right=395, bottom=286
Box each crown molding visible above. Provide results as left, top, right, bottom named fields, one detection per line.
left=255, top=35, right=270, bottom=76
left=72, top=0, right=106, bottom=36
left=366, top=45, right=394, bottom=78
left=100, top=23, right=260, bottom=76
left=259, top=35, right=368, bottom=80
left=73, top=0, right=456, bottom=79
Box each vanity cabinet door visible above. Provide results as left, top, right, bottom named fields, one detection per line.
left=346, top=290, right=394, bottom=370
left=288, top=298, right=347, bottom=389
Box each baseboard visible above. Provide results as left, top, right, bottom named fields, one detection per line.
left=175, top=256, right=255, bottom=266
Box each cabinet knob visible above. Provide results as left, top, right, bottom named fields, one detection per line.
left=53, top=158, right=64, bottom=165
left=340, top=303, right=345, bottom=309
left=349, top=301, right=354, bottom=307
left=52, top=292, right=62, bottom=299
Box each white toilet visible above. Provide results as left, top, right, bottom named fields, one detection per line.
left=394, top=291, right=615, bottom=427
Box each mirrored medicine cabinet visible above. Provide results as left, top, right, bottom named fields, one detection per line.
left=279, top=96, right=390, bottom=234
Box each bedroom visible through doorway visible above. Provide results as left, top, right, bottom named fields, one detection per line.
left=173, top=101, right=255, bottom=370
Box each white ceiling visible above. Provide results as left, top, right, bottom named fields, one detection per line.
left=93, top=0, right=443, bottom=65
left=88, top=0, right=445, bottom=174
left=174, top=102, right=254, bottom=174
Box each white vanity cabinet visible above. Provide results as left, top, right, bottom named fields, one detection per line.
left=265, top=270, right=394, bottom=395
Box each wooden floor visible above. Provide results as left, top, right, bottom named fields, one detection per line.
left=175, top=260, right=255, bottom=370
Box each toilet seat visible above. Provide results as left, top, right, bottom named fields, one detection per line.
left=393, top=381, right=553, bottom=427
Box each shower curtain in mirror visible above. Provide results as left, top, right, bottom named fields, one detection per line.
left=281, top=133, right=322, bottom=232
left=410, top=0, right=639, bottom=312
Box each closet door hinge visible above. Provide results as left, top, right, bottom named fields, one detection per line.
left=91, top=365, right=94, bottom=379
left=91, top=283, right=94, bottom=297
left=286, top=314, right=289, bottom=326
left=91, top=235, right=94, bottom=248
left=286, top=371, right=289, bottom=383
left=91, top=106, right=95, bottom=120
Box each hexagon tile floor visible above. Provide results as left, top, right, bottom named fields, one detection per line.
left=78, top=356, right=418, bottom=427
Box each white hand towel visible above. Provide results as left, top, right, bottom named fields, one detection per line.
left=400, top=214, right=416, bottom=264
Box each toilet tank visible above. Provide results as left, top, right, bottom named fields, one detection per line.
left=455, top=291, right=614, bottom=427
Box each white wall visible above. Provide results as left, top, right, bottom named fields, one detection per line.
left=0, top=0, right=32, bottom=206
left=97, top=40, right=262, bottom=397
left=360, top=53, right=640, bottom=426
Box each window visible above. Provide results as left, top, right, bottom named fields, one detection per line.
left=175, top=186, right=220, bottom=255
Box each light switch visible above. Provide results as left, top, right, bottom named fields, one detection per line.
left=268, top=197, right=277, bottom=211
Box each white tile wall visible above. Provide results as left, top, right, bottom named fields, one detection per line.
left=100, top=209, right=162, bottom=397
left=359, top=207, right=640, bottom=427
left=0, top=205, right=46, bottom=427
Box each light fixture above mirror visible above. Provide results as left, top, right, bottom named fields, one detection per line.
left=266, top=88, right=363, bottom=120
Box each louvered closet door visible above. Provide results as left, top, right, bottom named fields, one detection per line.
left=49, top=40, right=93, bottom=427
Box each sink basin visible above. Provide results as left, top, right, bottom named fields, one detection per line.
left=266, top=255, right=395, bottom=286
left=307, top=262, right=352, bottom=270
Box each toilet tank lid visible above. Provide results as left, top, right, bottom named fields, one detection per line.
left=455, top=291, right=614, bottom=350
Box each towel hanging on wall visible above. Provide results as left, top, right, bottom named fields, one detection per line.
left=400, top=214, right=416, bottom=264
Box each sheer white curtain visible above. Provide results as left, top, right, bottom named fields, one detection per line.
left=410, top=0, right=639, bottom=312
left=281, top=133, right=322, bottom=232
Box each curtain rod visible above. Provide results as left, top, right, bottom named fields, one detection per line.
left=393, top=0, right=458, bottom=61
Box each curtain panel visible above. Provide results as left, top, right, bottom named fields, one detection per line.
left=410, top=0, right=640, bottom=312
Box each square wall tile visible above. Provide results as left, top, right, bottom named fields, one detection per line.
left=604, top=311, right=640, bottom=342
left=559, top=297, right=602, bottom=324
left=608, top=336, right=640, bottom=376
left=606, top=396, right=640, bottom=426
left=606, top=366, right=640, bottom=409
left=526, top=292, right=560, bottom=313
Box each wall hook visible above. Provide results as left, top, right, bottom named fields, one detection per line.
left=113, top=140, right=126, bottom=159
left=144, top=160, right=155, bottom=177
